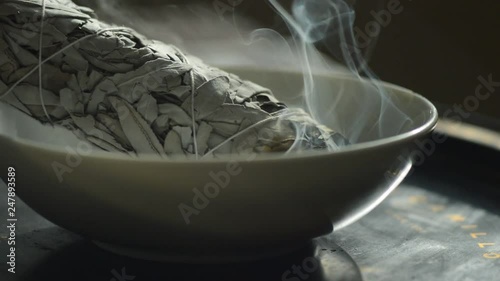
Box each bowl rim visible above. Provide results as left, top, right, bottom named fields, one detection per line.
left=1, top=69, right=438, bottom=164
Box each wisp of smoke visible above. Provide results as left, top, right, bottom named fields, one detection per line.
left=266, top=0, right=413, bottom=146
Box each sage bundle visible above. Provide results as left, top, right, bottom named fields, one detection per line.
left=0, top=0, right=347, bottom=158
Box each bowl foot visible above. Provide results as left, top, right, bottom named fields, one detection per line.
left=92, top=240, right=310, bottom=263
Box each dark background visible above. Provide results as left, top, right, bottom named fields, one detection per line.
left=353, top=0, right=500, bottom=131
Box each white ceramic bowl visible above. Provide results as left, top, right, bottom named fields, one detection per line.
left=0, top=68, right=437, bottom=262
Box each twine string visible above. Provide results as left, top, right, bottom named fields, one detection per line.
left=38, top=0, right=53, bottom=125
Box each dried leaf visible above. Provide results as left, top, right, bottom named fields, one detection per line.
left=164, top=129, right=184, bottom=155
left=0, top=80, right=31, bottom=115
left=108, top=96, right=165, bottom=156
left=69, top=114, right=128, bottom=152
left=136, top=93, right=158, bottom=124
left=63, top=47, right=89, bottom=72
left=172, top=126, right=193, bottom=150
left=87, top=79, right=117, bottom=114
left=152, top=114, right=170, bottom=136
left=158, top=103, right=192, bottom=126
left=196, top=122, right=213, bottom=155
left=181, top=76, right=229, bottom=121
left=96, top=112, right=131, bottom=148
left=12, top=84, right=59, bottom=106
left=60, top=88, right=84, bottom=114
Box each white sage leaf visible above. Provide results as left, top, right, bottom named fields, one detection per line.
left=108, top=96, right=165, bottom=156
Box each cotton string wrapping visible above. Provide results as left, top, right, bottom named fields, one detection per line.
left=38, top=0, right=54, bottom=124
